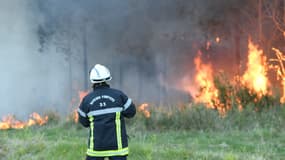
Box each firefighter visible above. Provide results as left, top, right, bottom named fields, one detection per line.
left=77, top=64, right=136, bottom=160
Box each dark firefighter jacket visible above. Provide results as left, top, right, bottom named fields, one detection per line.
left=77, top=84, right=136, bottom=157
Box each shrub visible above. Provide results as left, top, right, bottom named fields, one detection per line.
left=132, top=102, right=285, bottom=131
left=213, top=73, right=279, bottom=112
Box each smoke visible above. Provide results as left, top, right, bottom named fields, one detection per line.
left=0, top=0, right=253, bottom=117
left=0, top=1, right=78, bottom=117
left=0, top=1, right=46, bottom=117
left=36, top=0, right=203, bottom=105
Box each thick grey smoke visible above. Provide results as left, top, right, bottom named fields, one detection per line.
left=36, top=0, right=203, bottom=107
left=0, top=1, right=51, bottom=117
left=0, top=0, right=251, bottom=117
left=0, top=1, right=80, bottom=117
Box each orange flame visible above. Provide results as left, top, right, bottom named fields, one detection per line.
left=30, top=112, right=48, bottom=126
left=0, top=113, right=48, bottom=130
left=193, top=50, right=219, bottom=108
left=281, top=79, right=285, bottom=103
left=79, top=91, right=88, bottom=102
left=241, top=39, right=269, bottom=96
left=73, top=91, right=89, bottom=123
left=138, top=103, right=151, bottom=118
left=180, top=38, right=273, bottom=113
left=216, top=37, right=221, bottom=43
left=73, top=109, right=79, bottom=123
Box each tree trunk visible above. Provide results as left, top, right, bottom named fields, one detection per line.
left=234, top=32, right=241, bottom=77
left=258, top=0, right=263, bottom=42
left=137, top=57, right=143, bottom=103
left=283, top=0, right=285, bottom=25
left=83, top=27, right=88, bottom=90
left=119, top=61, right=123, bottom=89
left=68, top=56, right=73, bottom=102
left=234, top=14, right=241, bottom=78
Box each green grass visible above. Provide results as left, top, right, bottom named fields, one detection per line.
left=0, top=104, right=285, bottom=160
left=0, top=121, right=284, bottom=160
left=2, top=74, right=285, bottom=159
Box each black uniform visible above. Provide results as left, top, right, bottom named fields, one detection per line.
left=77, top=84, right=136, bottom=158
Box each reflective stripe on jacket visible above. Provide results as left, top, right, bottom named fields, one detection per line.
left=77, top=84, right=136, bottom=157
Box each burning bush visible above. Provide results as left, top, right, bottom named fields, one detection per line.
left=213, top=74, right=277, bottom=113
left=178, top=38, right=285, bottom=115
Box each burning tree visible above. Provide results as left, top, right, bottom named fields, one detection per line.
left=271, top=48, right=285, bottom=103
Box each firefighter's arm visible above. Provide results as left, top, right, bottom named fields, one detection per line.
left=121, top=95, right=136, bottom=118
left=77, top=98, right=90, bottom=127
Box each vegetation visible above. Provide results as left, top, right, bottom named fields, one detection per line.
left=212, top=74, right=280, bottom=113
left=0, top=103, right=285, bottom=160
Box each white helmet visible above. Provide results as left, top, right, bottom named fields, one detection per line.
left=89, top=64, right=112, bottom=84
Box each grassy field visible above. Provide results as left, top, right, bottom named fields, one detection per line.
left=0, top=106, right=285, bottom=160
